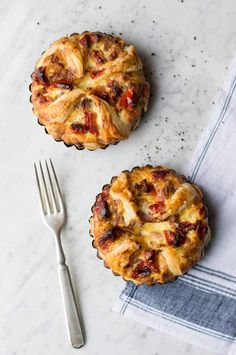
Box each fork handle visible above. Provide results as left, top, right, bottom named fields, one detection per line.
left=58, top=263, right=84, bottom=348
left=54, top=233, right=84, bottom=348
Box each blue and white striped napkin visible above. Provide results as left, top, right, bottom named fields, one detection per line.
left=113, top=59, right=236, bottom=355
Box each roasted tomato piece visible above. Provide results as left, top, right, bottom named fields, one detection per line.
left=135, top=179, right=154, bottom=193
left=132, top=261, right=151, bottom=279
left=98, top=227, right=121, bottom=248
left=79, top=34, right=90, bottom=48
left=93, top=192, right=110, bottom=219
left=87, top=68, right=104, bottom=79
left=53, top=83, right=72, bottom=90
left=85, top=112, right=98, bottom=134
left=118, top=88, right=137, bottom=110
left=164, top=229, right=186, bottom=248
left=33, top=67, right=48, bottom=84
left=149, top=201, right=165, bottom=213
left=179, top=221, right=196, bottom=232
left=144, top=249, right=159, bottom=272
left=71, top=123, right=88, bottom=133
left=91, top=50, right=105, bottom=65
left=195, top=221, right=208, bottom=240
left=108, top=80, right=122, bottom=97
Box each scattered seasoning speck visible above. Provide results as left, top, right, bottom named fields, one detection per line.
left=192, top=101, right=195, bottom=104
left=201, top=50, right=204, bottom=53
left=212, top=101, right=215, bottom=105
left=99, top=5, right=102, bottom=9
left=119, top=32, right=123, bottom=36
left=192, top=64, right=196, bottom=67
left=161, top=97, right=165, bottom=100
left=131, top=20, right=134, bottom=23
left=37, top=22, right=40, bottom=25
left=151, top=53, right=156, bottom=56
left=173, top=74, right=176, bottom=78
left=193, top=36, right=197, bottom=40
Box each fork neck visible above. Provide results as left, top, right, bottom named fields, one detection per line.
left=53, top=231, right=66, bottom=265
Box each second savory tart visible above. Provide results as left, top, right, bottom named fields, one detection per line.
left=90, top=165, right=210, bottom=285
left=30, top=31, right=150, bottom=150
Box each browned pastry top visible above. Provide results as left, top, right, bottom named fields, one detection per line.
left=30, top=32, right=150, bottom=150
left=90, top=166, right=210, bottom=285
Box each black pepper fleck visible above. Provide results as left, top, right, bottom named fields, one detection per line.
left=151, top=53, right=156, bottom=56
left=193, top=36, right=197, bottom=40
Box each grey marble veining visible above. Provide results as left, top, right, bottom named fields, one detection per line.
left=0, top=0, right=235, bottom=354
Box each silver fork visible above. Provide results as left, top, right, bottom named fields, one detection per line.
left=34, top=159, right=84, bottom=349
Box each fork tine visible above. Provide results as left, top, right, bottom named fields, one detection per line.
left=34, top=162, right=47, bottom=215
left=45, top=159, right=58, bottom=213
left=50, top=159, right=64, bottom=212
left=39, top=160, right=52, bottom=213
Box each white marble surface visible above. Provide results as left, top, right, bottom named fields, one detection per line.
left=0, top=0, right=235, bottom=354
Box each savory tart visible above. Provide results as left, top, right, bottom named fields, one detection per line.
left=30, top=32, right=150, bottom=150
left=90, top=166, right=210, bottom=285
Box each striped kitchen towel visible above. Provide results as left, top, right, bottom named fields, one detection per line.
left=113, top=59, right=236, bottom=355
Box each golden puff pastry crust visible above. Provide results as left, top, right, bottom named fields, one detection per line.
left=90, top=165, right=210, bottom=285
left=30, top=32, right=150, bottom=150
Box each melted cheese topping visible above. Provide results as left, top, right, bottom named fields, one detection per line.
left=90, top=166, right=210, bottom=285
left=30, top=32, right=150, bottom=150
